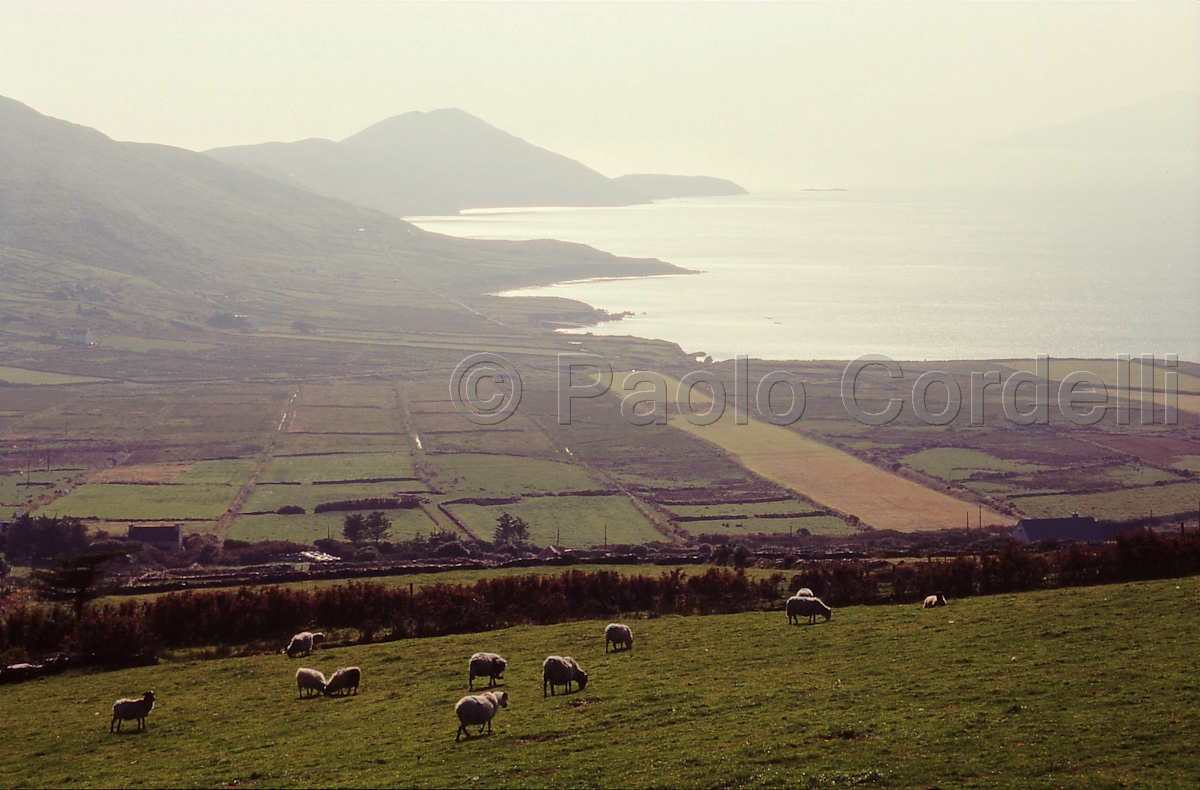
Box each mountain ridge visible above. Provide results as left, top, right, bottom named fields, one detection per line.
left=207, top=107, right=746, bottom=216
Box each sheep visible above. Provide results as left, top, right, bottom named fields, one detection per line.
left=110, top=690, right=155, bottom=732
left=324, top=666, right=361, bottom=697
left=468, top=652, right=507, bottom=690
left=454, top=691, right=508, bottom=741
left=923, top=592, right=948, bottom=608
left=604, top=623, right=634, bottom=653
left=543, top=655, right=588, bottom=697
left=786, top=594, right=832, bottom=625
left=296, top=667, right=327, bottom=698
left=284, top=631, right=326, bottom=658
left=795, top=587, right=815, bottom=598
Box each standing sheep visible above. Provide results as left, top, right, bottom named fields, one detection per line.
left=296, top=668, right=327, bottom=698
left=324, top=666, right=361, bottom=697
left=468, top=652, right=507, bottom=690
left=284, top=631, right=326, bottom=658
left=543, top=655, right=588, bottom=697
left=454, top=691, right=508, bottom=741
left=795, top=587, right=815, bottom=598
left=110, top=690, right=155, bottom=732
left=786, top=595, right=832, bottom=625
left=923, top=592, right=948, bottom=608
left=604, top=623, right=634, bottom=652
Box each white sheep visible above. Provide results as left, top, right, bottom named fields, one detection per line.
left=786, top=594, right=832, bottom=625
left=543, top=655, right=588, bottom=697
left=454, top=691, right=508, bottom=741
left=468, top=652, right=507, bottom=690
left=285, top=631, right=326, bottom=658
left=795, top=587, right=814, bottom=597
left=923, top=592, right=948, bottom=608
left=110, top=690, right=155, bottom=732
left=296, top=667, right=327, bottom=698
left=604, top=623, right=634, bottom=652
left=324, top=666, right=361, bottom=697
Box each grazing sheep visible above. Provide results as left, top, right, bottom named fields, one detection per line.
left=468, top=652, right=507, bottom=690
left=786, top=595, right=832, bottom=625
left=795, top=587, right=815, bottom=598
left=454, top=691, right=508, bottom=741
left=324, top=666, right=361, bottom=697
left=923, top=592, right=948, bottom=608
left=543, top=655, right=588, bottom=697
left=110, top=690, right=155, bottom=732
left=604, top=623, right=634, bottom=652
left=285, top=631, right=326, bottom=658
left=296, top=667, right=327, bottom=698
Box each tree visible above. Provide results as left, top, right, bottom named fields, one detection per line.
left=342, top=513, right=366, bottom=546
left=3, top=514, right=90, bottom=565
left=33, top=549, right=127, bottom=617
left=494, top=512, right=531, bottom=551
left=364, top=511, right=392, bottom=544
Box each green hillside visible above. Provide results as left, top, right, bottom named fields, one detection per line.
left=3, top=576, right=1197, bottom=788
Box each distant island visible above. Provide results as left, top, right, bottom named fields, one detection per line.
left=206, top=108, right=746, bottom=217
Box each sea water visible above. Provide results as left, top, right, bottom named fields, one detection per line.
left=408, top=186, right=1199, bottom=362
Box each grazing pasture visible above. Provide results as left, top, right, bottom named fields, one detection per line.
left=260, top=452, right=415, bottom=484
left=444, top=494, right=664, bottom=548
left=425, top=454, right=603, bottom=497
left=2, top=577, right=1197, bottom=788
left=35, top=483, right=237, bottom=521
left=228, top=507, right=439, bottom=544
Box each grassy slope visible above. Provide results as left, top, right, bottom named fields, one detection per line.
left=6, top=576, right=1198, bottom=789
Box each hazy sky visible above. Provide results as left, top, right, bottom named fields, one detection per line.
left=2, top=1, right=1198, bottom=190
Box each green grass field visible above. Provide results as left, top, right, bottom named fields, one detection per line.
left=444, top=495, right=664, bottom=548
left=240, top=482, right=427, bottom=515
left=5, top=576, right=1198, bottom=788
left=426, top=454, right=603, bottom=497
left=260, top=453, right=415, bottom=484
left=35, top=483, right=237, bottom=521
left=901, top=448, right=1048, bottom=481
left=228, top=508, right=440, bottom=544
left=680, top=515, right=858, bottom=538
left=1014, top=481, right=1200, bottom=521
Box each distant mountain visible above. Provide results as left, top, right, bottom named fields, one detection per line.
left=206, top=108, right=746, bottom=216
left=982, top=92, right=1200, bottom=154
left=0, top=95, right=684, bottom=338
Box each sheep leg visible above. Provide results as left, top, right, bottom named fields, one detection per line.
left=456, top=724, right=467, bottom=741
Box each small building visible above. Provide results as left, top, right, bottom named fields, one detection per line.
left=1011, top=513, right=1123, bottom=543
left=127, top=523, right=184, bottom=553
left=536, top=545, right=564, bottom=562
left=66, top=328, right=95, bottom=346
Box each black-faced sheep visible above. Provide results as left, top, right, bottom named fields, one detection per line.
left=543, top=655, right=588, bottom=697
left=923, top=592, right=948, bottom=608
left=786, top=595, right=832, bottom=625
left=468, top=652, right=507, bottom=690
left=454, top=691, right=508, bottom=741
left=604, top=623, right=634, bottom=652
left=324, top=666, right=361, bottom=697
left=284, top=631, right=325, bottom=658
left=110, top=690, right=155, bottom=732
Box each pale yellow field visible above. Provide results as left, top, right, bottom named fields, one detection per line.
left=618, top=372, right=1013, bottom=531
